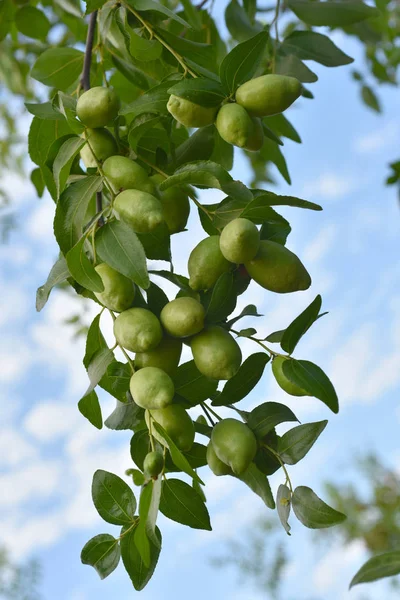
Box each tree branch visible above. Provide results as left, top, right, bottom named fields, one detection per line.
left=81, top=10, right=98, bottom=91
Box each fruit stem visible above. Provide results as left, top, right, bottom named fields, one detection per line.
left=81, top=10, right=98, bottom=92
left=230, top=329, right=279, bottom=357
left=270, top=0, right=281, bottom=73
left=200, top=403, right=215, bottom=427
left=202, top=402, right=222, bottom=422
left=118, top=519, right=138, bottom=540
left=123, top=4, right=198, bottom=78
left=263, top=443, right=293, bottom=494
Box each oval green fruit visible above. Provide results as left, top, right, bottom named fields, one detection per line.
left=211, top=418, right=257, bottom=475
left=206, top=442, right=232, bottom=476
left=245, top=240, right=311, bottom=293
left=135, top=336, right=182, bottom=376
left=80, top=128, right=118, bottom=168
left=235, top=74, right=302, bottom=117
left=167, top=95, right=218, bottom=128
left=93, top=263, right=135, bottom=312
left=143, top=451, right=164, bottom=478
left=114, top=307, right=163, bottom=352
left=245, top=117, right=264, bottom=152
left=219, top=218, right=260, bottom=264
left=146, top=404, right=195, bottom=452
left=76, top=86, right=119, bottom=128
left=215, top=103, right=253, bottom=148
left=129, top=366, right=174, bottom=409
left=272, top=356, right=308, bottom=397
left=114, top=189, right=164, bottom=233
left=103, top=155, right=150, bottom=193
left=151, top=174, right=190, bottom=234
left=188, top=236, right=231, bottom=291
left=190, top=325, right=242, bottom=380
left=160, top=297, right=205, bottom=338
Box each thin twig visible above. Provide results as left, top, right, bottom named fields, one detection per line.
left=81, top=11, right=98, bottom=91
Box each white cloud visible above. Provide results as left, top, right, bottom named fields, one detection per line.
left=24, top=400, right=81, bottom=442
left=302, top=224, right=337, bottom=264
left=0, top=429, right=37, bottom=467
left=0, top=461, right=62, bottom=508
left=301, top=172, right=355, bottom=201
left=26, top=199, right=55, bottom=241
left=353, top=120, right=400, bottom=154
left=313, top=540, right=365, bottom=593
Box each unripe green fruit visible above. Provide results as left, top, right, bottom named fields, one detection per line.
left=188, top=236, right=231, bottom=291
left=272, top=356, right=308, bottom=397
left=76, top=87, right=119, bottom=128
left=206, top=442, right=232, bottom=476
left=215, top=103, right=253, bottom=148
left=93, top=263, right=135, bottom=312
left=146, top=405, right=195, bottom=452
left=235, top=74, right=302, bottom=117
left=143, top=451, right=164, bottom=478
left=135, top=336, right=182, bottom=376
left=160, top=297, right=205, bottom=338
left=211, top=418, right=257, bottom=475
left=130, top=366, right=174, bottom=410
left=219, top=218, right=260, bottom=264
left=245, top=240, right=311, bottom=293
left=167, top=95, right=218, bottom=128
left=80, top=128, right=118, bottom=168
left=190, top=325, right=242, bottom=380
left=150, top=174, right=190, bottom=234
left=103, top=155, right=150, bottom=193
left=114, top=307, right=163, bottom=352
left=245, top=117, right=264, bottom=152
left=114, top=189, right=164, bottom=233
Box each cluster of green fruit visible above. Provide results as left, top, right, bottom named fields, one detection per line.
left=75, top=79, right=310, bottom=483
left=167, top=73, right=302, bottom=151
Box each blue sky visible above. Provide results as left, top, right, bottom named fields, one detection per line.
left=1, top=3, right=400, bottom=599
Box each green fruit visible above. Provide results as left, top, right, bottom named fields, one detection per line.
left=219, top=218, right=260, bottom=264
left=114, top=189, right=164, bottom=233
left=190, top=325, right=242, bottom=380
left=272, top=356, right=308, bottom=397
left=245, top=117, right=264, bottom=152
left=103, top=155, right=150, bottom=193
left=80, top=128, right=118, bottom=168
left=215, top=103, right=253, bottom=148
left=143, top=451, right=164, bottom=478
left=160, top=297, right=205, bottom=338
left=235, top=74, right=302, bottom=117
left=245, top=240, right=311, bottom=293
left=206, top=442, right=232, bottom=476
left=129, top=366, right=174, bottom=409
left=76, top=87, right=119, bottom=128
left=135, top=336, right=182, bottom=376
left=146, top=404, right=195, bottom=452
left=113, top=307, right=163, bottom=352
left=151, top=174, right=190, bottom=234
left=93, top=263, right=135, bottom=312
left=167, top=95, right=218, bottom=128
left=211, top=418, right=257, bottom=475
left=188, top=236, right=231, bottom=291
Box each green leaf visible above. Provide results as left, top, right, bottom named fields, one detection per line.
left=103, top=361, right=132, bottom=403
left=15, top=5, right=50, bottom=40
left=287, top=0, right=380, bottom=27
left=53, top=136, right=85, bottom=199
left=226, top=304, right=262, bottom=328
left=225, top=0, right=262, bottom=42
left=173, top=361, right=218, bottom=406
left=95, top=220, right=150, bottom=289
left=251, top=191, right=321, bottom=212
left=25, top=102, right=64, bottom=121
left=134, top=483, right=153, bottom=567
left=213, top=353, right=270, bottom=407
left=92, top=470, right=137, bottom=525
left=66, top=237, right=104, bottom=293
left=259, top=218, right=291, bottom=245
left=213, top=197, right=289, bottom=229
left=128, top=113, right=163, bottom=151
left=28, top=117, right=72, bottom=167
left=168, top=78, right=226, bottom=108
left=54, top=176, right=103, bottom=254
left=31, top=48, right=84, bottom=91
left=112, top=55, right=151, bottom=91
left=237, top=464, right=275, bottom=509
left=120, top=523, right=161, bottom=591
left=82, top=347, right=114, bottom=399
left=220, top=30, right=269, bottom=94
left=149, top=269, right=191, bottom=292
left=120, top=79, right=174, bottom=118
left=278, top=420, right=328, bottom=465
left=263, top=114, right=301, bottom=143
left=137, top=222, right=171, bottom=262
left=264, top=329, right=285, bottom=343
left=84, top=313, right=107, bottom=367
left=361, top=84, right=381, bottom=112
left=235, top=327, right=257, bottom=338
left=160, top=160, right=252, bottom=203
left=126, top=0, right=190, bottom=27
left=281, top=295, right=322, bottom=354
left=146, top=282, right=169, bottom=317
left=180, top=0, right=202, bottom=30
left=277, top=484, right=291, bottom=535
left=36, top=255, right=70, bottom=312
left=204, top=272, right=237, bottom=323
left=0, top=0, right=15, bottom=42
left=157, top=29, right=217, bottom=72
left=276, top=52, right=318, bottom=83
left=130, top=429, right=151, bottom=471
left=78, top=390, right=103, bottom=429
left=350, top=551, right=400, bottom=589
left=105, top=395, right=145, bottom=431
left=129, top=29, right=163, bottom=62
left=282, top=360, right=339, bottom=414
left=292, top=486, right=346, bottom=529
left=160, top=479, right=211, bottom=530
left=281, top=31, right=353, bottom=67
left=247, top=401, right=298, bottom=438
left=152, top=422, right=204, bottom=485
left=173, top=126, right=216, bottom=168
left=81, top=534, right=120, bottom=580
